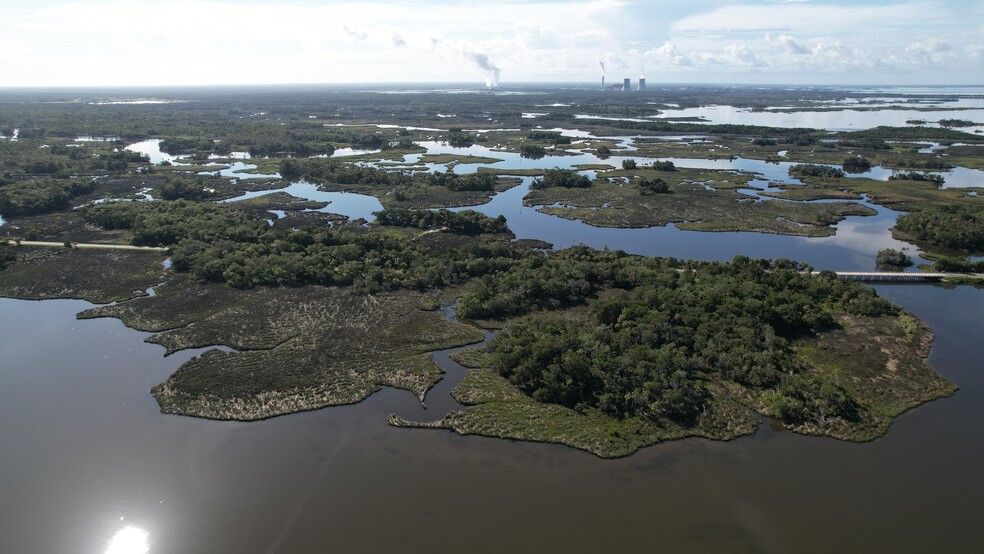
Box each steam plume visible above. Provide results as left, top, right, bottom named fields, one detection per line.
left=465, top=51, right=501, bottom=88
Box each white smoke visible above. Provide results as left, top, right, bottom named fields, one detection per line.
left=598, top=60, right=606, bottom=75
left=465, top=51, right=501, bottom=88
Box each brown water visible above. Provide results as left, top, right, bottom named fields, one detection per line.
left=1, top=283, right=982, bottom=553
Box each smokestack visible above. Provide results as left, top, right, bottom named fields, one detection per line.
left=638, top=78, right=646, bottom=91
left=623, top=78, right=630, bottom=91
left=602, top=75, right=605, bottom=90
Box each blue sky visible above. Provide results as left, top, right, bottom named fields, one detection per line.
left=0, top=0, right=981, bottom=86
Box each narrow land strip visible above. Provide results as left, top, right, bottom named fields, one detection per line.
left=2, top=240, right=168, bottom=252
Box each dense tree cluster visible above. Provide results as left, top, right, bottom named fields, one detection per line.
left=87, top=150, right=150, bottom=171
left=446, top=130, right=475, bottom=148
left=160, top=176, right=212, bottom=200
left=480, top=250, right=887, bottom=424
left=0, top=178, right=96, bottom=217
left=160, top=137, right=215, bottom=154
left=890, top=158, right=952, bottom=170
left=938, top=119, right=976, bottom=128
left=280, top=158, right=413, bottom=188
left=887, top=172, right=944, bottom=186
left=373, top=208, right=507, bottom=235
left=530, top=168, right=591, bottom=190
left=526, top=131, right=571, bottom=145
left=842, top=156, right=872, bottom=173
left=638, top=177, right=670, bottom=195
left=790, top=164, right=845, bottom=179
left=649, top=160, right=677, bottom=172
left=764, top=373, right=858, bottom=424
left=0, top=243, right=15, bottom=271
left=2, top=144, right=147, bottom=177
left=427, top=171, right=497, bottom=192
left=280, top=160, right=499, bottom=194
left=82, top=200, right=528, bottom=290
left=83, top=200, right=267, bottom=246
left=895, top=206, right=984, bottom=251
left=519, top=144, right=546, bottom=159
left=876, top=248, right=913, bottom=267
left=930, top=256, right=984, bottom=273
left=621, top=159, right=637, bottom=170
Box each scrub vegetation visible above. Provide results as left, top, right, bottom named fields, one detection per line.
left=0, top=85, right=974, bottom=454
left=396, top=250, right=954, bottom=456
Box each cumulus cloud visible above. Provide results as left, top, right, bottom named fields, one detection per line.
left=906, top=39, right=952, bottom=54
left=641, top=42, right=691, bottom=67
left=770, top=34, right=809, bottom=55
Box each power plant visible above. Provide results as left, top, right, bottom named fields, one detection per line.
left=600, top=75, right=645, bottom=92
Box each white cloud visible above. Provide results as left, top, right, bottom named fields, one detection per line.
left=0, top=0, right=979, bottom=86
left=906, top=39, right=952, bottom=54
left=770, top=34, right=810, bottom=55
left=671, top=2, right=946, bottom=35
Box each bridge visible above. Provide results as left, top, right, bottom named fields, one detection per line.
left=824, top=271, right=981, bottom=283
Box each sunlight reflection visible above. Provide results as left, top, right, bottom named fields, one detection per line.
left=106, top=525, right=149, bottom=554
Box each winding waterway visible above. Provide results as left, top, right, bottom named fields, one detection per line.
left=2, top=96, right=984, bottom=552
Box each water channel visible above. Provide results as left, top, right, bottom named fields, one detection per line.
left=2, top=100, right=983, bottom=552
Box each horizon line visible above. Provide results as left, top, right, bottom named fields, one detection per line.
left=1, top=82, right=983, bottom=91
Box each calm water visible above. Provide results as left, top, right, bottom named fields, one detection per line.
left=578, top=104, right=984, bottom=135
left=1, top=286, right=982, bottom=553
left=216, top=138, right=939, bottom=271
left=4, top=95, right=984, bottom=552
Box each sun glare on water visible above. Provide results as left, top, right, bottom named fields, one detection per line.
left=106, top=526, right=150, bottom=554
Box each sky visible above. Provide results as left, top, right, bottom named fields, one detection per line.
left=0, top=0, right=981, bottom=87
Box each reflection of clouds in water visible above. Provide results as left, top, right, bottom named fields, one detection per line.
left=650, top=105, right=984, bottom=134
left=105, top=526, right=149, bottom=554
left=125, top=139, right=178, bottom=165
left=808, top=203, right=927, bottom=267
